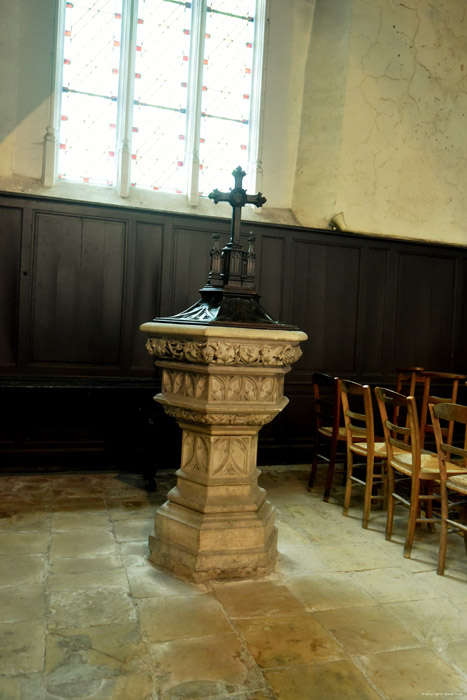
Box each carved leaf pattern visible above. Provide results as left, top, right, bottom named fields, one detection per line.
left=244, top=377, right=257, bottom=401
left=211, top=376, right=225, bottom=401
left=173, top=373, right=184, bottom=395
left=212, top=437, right=248, bottom=475
left=227, top=376, right=242, bottom=400
left=181, top=432, right=195, bottom=469
left=162, top=370, right=172, bottom=393
left=195, top=375, right=207, bottom=399
left=259, top=377, right=274, bottom=400
left=163, top=406, right=272, bottom=425
left=195, top=435, right=209, bottom=471
left=146, top=337, right=302, bottom=367
left=185, top=373, right=195, bottom=397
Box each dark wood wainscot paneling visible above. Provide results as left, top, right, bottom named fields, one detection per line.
left=31, top=211, right=126, bottom=367
left=0, top=191, right=466, bottom=470
left=393, top=251, right=457, bottom=371
left=0, top=206, right=22, bottom=368
left=290, top=238, right=361, bottom=374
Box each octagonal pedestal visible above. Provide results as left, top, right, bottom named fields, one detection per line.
left=141, top=322, right=307, bottom=583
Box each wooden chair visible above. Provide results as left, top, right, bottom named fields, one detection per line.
left=395, top=366, right=425, bottom=396
left=429, top=402, right=467, bottom=575
left=340, top=380, right=387, bottom=528
left=375, top=386, right=449, bottom=559
left=419, top=371, right=466, bottom=449
left=392, top=367, right=425, bottom=441
left=307, top=372, right=346, bottom=502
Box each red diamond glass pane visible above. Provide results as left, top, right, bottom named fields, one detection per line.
left=59, top=0, right=122, bottom=186
left=198, top=0, right=255, bottom=195
left=130, top=0, right=191, bottom=192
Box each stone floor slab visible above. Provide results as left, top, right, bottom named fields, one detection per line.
left=384, top=597, right=467, bottom=647
left=51, top=512, right=111, bottom=532
left=0, top=553, right=47, bottom=586
left=149, top=633, right=265, bottom=700
left=45, top=623, right=149, bottom=685
left=0, top=584, right=46, bottom=622
left=359, top=647, right=467, bottom=699
left=138, top=594, right=231, bottom=644
left=50, top=530, right=119, bottom=558
left=315, top=604, right=420, bottom=655
left=350, top=566, right=439, bottom=604
left=212, top=580, right=304, bottom=619
left=127, top=564, right=206, bottom=598
left=49, top=588, right=136, bottom=629
left=0, top=620, right=46, bottom=674
left=233, top=611, right=345, bottom=668
left=0, top=531, right=49, bottom=554
left=287, top=572, right=377, bottom=610
left=44, top=673, right=155, bottom=700
left=264, top=659, right=382, bottom=700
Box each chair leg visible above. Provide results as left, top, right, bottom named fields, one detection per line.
left=404, top=481, right=420, bottom=559
left=386, top=466, right=395, bottom=541
left=437, top=488, right=449, bottom=575
left=323, top=436, right=338, bottom=502
left=362, top=455, right=375, bottom=529
left=307, top=431, right=320, bottom=490
left=342, top=450, right=353, bottom=517
left=424, top=481, right=436, bottom=533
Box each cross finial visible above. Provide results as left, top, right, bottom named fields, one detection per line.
left=208, top=167, right=266, bottom=247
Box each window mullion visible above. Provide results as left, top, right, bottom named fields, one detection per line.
left=247, top=0, right=267, bottom=195
left=117, top=0, right=138, bottom=198
left=42, top=0, right=66, bottom=186
left=185, top=0, right=207, bottom=205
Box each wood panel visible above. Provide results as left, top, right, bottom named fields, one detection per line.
left=0, top=206, right=22, bottom=366
left=31, top=211, right=126, bottom=366
left=257, top=234, right=286, bottom=323
left=393, top=251, right=456, bottom=371
left=361, top=246, right=389, bottom=378
left=130, top=221, right=165, bottom=371
left=290, top=239, right=361, bottom=373
left=457, top=256, right=467, bottom=372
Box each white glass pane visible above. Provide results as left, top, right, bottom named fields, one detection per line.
left=130, top=0, right=191, bottom=192
left=198, top=0, right=256, bottom=195
left=59, top=0, right=122, bottom=185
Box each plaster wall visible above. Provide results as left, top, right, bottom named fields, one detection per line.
left=293, top=0, right=467, bottom=246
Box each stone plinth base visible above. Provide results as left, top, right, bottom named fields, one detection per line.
left=149, top=499, right=277, bottom=583
left=141, top=322, right=307, bottom=582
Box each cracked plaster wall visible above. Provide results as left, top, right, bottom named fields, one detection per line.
left=293, top=0, right=467, bottom=245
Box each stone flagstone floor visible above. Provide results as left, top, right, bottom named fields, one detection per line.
left=1, top=464, right=467, bottom=700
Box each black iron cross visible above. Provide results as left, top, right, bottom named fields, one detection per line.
left=208, top=166, right=266, bottom=247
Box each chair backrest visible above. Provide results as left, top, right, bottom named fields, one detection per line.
left=420, top=371, right=466, bottom=448
left=375, top=386, right=421, bottom=476
left=312, top=372, right=340, bottom=433
left=429, top=402, right=467, bottom=475
left=340, top=380, right=374, bottom=449
left=395, top=366, right=425, bottom=396
left=393, top=366, right=424, bottom=427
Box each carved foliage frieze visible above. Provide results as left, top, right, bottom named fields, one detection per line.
left=163, top=405, right=273, bottom=425
left=146, top=337, right=302, bottom=367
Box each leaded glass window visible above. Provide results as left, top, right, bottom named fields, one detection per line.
left=55, top=0, right=264, bottom=198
